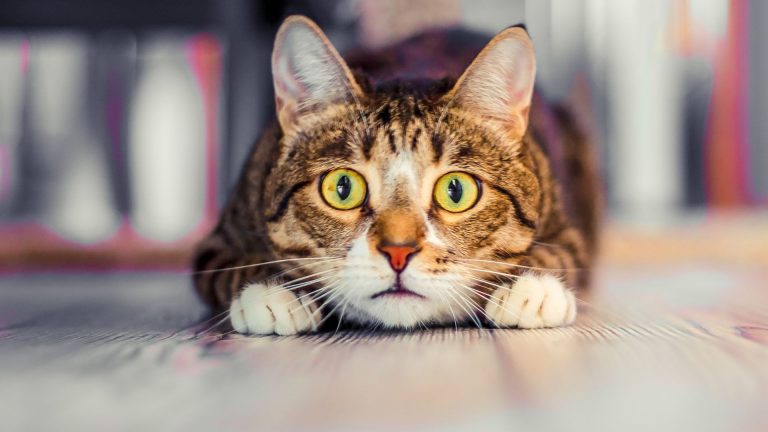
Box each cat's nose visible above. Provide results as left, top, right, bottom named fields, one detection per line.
left=378, top=243, right=420, bottom=273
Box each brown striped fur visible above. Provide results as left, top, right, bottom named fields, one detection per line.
left=193, top=16, right=600, bottom=330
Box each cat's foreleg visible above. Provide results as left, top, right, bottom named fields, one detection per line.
left=483, top=273, right=576, bottom=329
left=193, top=247, right=324, bottom=336
left=482, top=228, right=586, bottom=328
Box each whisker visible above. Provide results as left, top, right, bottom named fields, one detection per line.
left=455, top=286, right=501, bottom=328
left=434, top=288, right=459, bottom=330
left=455, top=291, right=485, bottom=329
left=457, top=283, right=520, bottom=326
left=286, top=289, right=328, bottom=331
left=286, top=280, right=343, bottom=316
left=282, top=267, right=339, bottom=284
left=193, top=257, right=342, bottom=275
left=458, top=283, right=502, bottom=307
left=368, top=319, right=385, bottom=333
left=463, top=275, right=510, bottom=291
left=277, top=272, right=339, bottom=292
left=455, top=257, right=583, bottom=273
left=334, top=300, right=350, bottom=336
left=443, top=286, right=482, bottom=329
left=455, top=264, right=521, bottom=281
left=313, top=280, right=347, bottom=313
left=192, top=308, right=232, bottom=330
left=313, top=285, right=350, bottom=330
left=194, top=313, right=233, bottom=337
left=268, top=259, right=341, bottom=281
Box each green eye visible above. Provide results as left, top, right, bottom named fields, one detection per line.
left=434, top=172, right=480, bottom=213
left=320, top=168, right=367, bottom=210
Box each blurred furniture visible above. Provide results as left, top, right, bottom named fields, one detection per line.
left=0, top=0, right=278, bottom=268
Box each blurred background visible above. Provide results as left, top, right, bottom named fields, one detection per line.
left=0, top=0, right=765, bottom=271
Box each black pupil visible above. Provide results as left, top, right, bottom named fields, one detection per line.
left=447, top=178, right=463, bottom=203
left=336, top=175, right=352, bottom=200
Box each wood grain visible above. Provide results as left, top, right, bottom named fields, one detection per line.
left=1, top=262, right=767, bottom=431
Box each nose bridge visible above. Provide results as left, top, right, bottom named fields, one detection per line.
left=372, top=161, right=425, bottom=272
left=373, top=207, right=425, bottom=246
left=374, top=208, right=424, bottom=273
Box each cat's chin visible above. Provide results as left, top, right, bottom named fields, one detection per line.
left=341, top=295, right=455, bottom=329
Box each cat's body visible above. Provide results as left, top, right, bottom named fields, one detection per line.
left=193, top=17, right=600, bottom=335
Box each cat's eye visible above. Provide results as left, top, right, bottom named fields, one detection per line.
left=433, top=172, right=480, bottom=213
left=320, top=168, right=367, bottom=210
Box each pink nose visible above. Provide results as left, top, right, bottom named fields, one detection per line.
left=378, top=245, right=419, bottom=272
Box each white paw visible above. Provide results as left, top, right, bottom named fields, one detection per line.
left=229, top=283, right=322, bottom=336
left=484, top=273, right=576, bottom=328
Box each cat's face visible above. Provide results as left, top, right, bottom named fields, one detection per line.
left=263, top=16, right=538, bottom=328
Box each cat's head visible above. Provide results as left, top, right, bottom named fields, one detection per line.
left=263, top=16, right=539, bottom=328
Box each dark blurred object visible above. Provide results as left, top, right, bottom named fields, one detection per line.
left=0, top=0, right=248, bottom=29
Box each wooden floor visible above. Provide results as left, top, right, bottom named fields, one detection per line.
left=2, top=220, right=768, bottom=431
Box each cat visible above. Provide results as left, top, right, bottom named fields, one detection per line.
left=193, top=15, right=600, bottom=336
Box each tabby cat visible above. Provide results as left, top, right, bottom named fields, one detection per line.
left=193, top=15, right=599, bottom=335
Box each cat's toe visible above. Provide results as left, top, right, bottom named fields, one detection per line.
left=290, top=292, right=322, bottom=333
left=234, top=283, right=321, bottom=336
left=485, top=273, right=576, bottom=329
left=238, top=283, right=277, bottom=334
left=229, top=298, right=248, bottom=334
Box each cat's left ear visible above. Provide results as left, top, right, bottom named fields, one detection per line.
left=446, top=26, right=536, bottom=139
left=272, top=15, right=363, bottom=133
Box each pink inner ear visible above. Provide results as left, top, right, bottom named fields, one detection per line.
left=510, top=86, right=528, bottom=106
left=273, top=35, right=321, bottom=130
left=497, top=38, right=534, bottom=108
left=274, top=48, right=305, bottom=104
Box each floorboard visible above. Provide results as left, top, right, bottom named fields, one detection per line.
left=1, top=262, right=767, bottom=431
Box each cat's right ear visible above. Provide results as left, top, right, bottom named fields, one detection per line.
left=272, top=15, right=362, bottom=133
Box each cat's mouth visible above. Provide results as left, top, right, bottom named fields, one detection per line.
left=370, top=280, right=425, bottom=300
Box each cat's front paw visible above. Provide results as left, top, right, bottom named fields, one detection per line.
left=229, top=283, right=322, bottom=336
left=484, top=274, right=576, bottom=329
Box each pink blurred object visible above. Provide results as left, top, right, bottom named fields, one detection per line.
left=704, top=0, right=752, bottom=206
left=358, top=0, right=461, bottom=48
